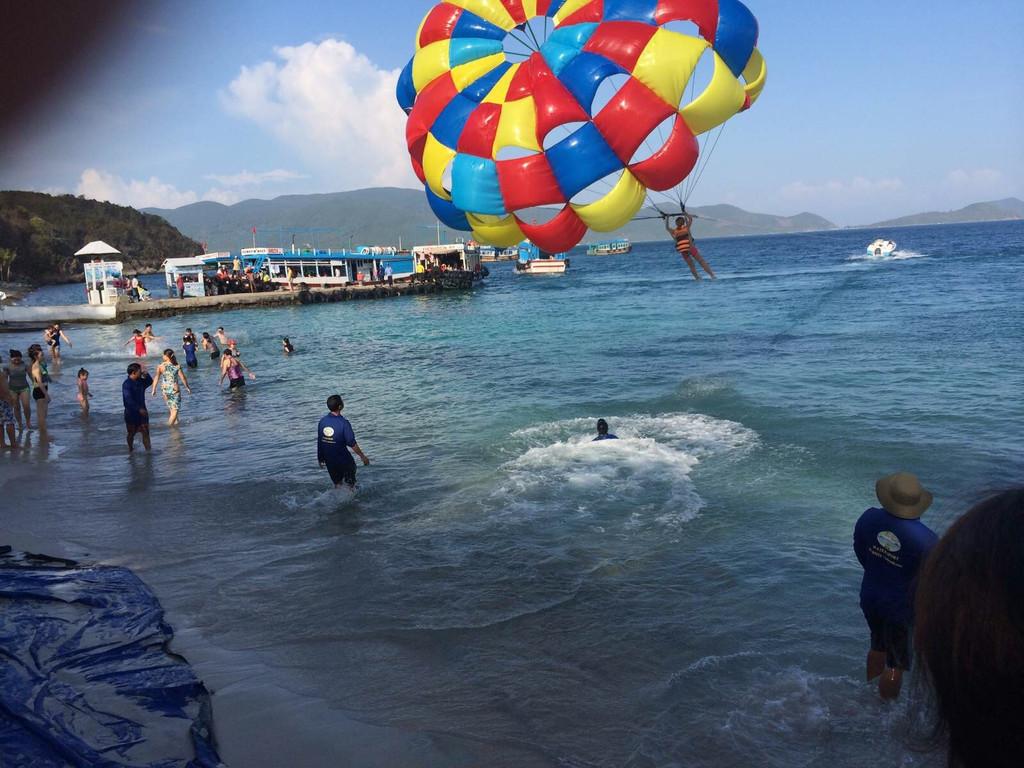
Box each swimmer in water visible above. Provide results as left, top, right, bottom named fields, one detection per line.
left=226, top=338, right=241, bottom=359
left=4, top=349, right=32, bottom=430
left=76, top=368, right=92, bottom=415
left=0, top=354, right=18, bottom=450
left=593, top=418, right=619, bottom=441
left=201, top=332, right=220, bottom=360
left=142, top=323, right=159, bottom=346
left=219, top=349, right=255, bottom=390
left=317, top=394, right=370, bottom=489
left=215, top=327, right=229, bottom=346
left=28, top=348, right=50, bottom=432
left=124, top=329, right=148, bottom=358
left=282, top=337, right=295, bottom=354
left=665, top=210, right=716, bottom=281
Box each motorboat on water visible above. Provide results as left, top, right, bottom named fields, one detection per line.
left=867, top=239, right=897, bottom=257
left=586, top=238, right=632, bottom=256
left=513, top=241, right=569, bottom=275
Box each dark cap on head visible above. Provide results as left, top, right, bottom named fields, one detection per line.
left=327, top=395, right=344, bottom=412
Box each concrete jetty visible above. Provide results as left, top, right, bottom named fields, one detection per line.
left=0, top=276, right=479, bottom=331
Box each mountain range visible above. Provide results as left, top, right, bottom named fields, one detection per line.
left=145, top=190, right=1023, bottom=251
left=144, top=188, right=836, bottom=251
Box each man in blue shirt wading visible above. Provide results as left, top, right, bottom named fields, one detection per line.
left=122, top=363, right=153, bottom=453
left=317, top=395, right=370, bottom=489
left=854, top=472, right=938, bottom=700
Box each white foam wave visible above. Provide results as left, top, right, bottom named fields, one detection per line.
left=500, top=413, right=758, bottom=527
left=280, top=485, right=358, bottom=511
left=847, top=249, right=926, bottom=262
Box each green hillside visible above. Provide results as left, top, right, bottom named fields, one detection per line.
left=870, top=197, right=1024, bottom=227
left=145, top=188, right=838, bottom=251
left=0, top=191, right=201, bottom=284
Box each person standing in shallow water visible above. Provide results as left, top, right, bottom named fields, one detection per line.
left=151, top=349, right=191, bottom=426
left=317, top=395, right=370, bottom=489
left=853, top=472, right=938, bottom=700
left=0, top=356, right=18, bottom=451
left=122, top=362, right=153, bottom=452
left=182, top=329, right=199, bottom=369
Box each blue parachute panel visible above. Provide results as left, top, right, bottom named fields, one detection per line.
left=397, top=58, right=417, bottom=113
left=546, top=122, right=623, bottom=199
left=426, top=187, right=473, bottom=231
left=558, top=51, right=627, bottom=115
left=452, top=155, right=506, bottom=216
left=601, top=0, right=659, bottom=23
left=715, top=0, right=759, bottom=76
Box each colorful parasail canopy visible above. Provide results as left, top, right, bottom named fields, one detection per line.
left=397, top=0, right=767, bottom=253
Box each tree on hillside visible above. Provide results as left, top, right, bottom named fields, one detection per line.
left=0, top=248, right=15, bottom=281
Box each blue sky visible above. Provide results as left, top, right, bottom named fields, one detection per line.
left=3, top=0, right=1022, bottom=225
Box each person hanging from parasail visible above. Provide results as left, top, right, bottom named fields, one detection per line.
left=665, top=209, right=716, bottom=281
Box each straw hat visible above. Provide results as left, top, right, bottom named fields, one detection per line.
left=876, top=472, right=933, bottom=520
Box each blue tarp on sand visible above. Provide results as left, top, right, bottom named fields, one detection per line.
left=0, top=547, right=223, bottom=767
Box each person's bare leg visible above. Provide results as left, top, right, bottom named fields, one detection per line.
left=866, top=649, right=886, bottom=681
left=168, top=405, right=178, bottom=426
left=879, top=668, right=903, bottom=700
left=691, top=245, right=716, bottom=279
left=6, top=423, right=16, bottom=451
left=142, top=427, right=151, bottom=451
left=127, top=429, right=135, bottom=452
left=36, top=399, right=47, bottom=432
left=683, top=254, right=701, bottom=280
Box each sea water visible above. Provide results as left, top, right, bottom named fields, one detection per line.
left=1, top=221, right=1022, bottom=767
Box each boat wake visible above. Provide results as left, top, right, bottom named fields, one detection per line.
left=497, top=413, right=758, bottom=528
left=847, top=249, right=927, bottom=262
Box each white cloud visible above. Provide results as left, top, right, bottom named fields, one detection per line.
left=77, top=168, right=199, bottom=209
left=941, top=168, right=1013, bottom=199
left=221, top=39, right=417, bottom=189
left=779, top=176, right=905, bottom=203
left=204, top=168, right=307, bottom=187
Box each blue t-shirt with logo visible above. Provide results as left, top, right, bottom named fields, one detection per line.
left=317, top=413, right=356, bottom=465
left=854, top=507, right=938, bottom=623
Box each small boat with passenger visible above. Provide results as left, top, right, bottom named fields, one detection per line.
left=513, top=241, right=569, bottom=275
left=867, top=239, right=897, bottom=257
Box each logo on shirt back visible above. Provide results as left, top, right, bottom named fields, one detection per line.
left=322, top=427, right=335, bottom=438
left=877, top=531, right=901, bottom=553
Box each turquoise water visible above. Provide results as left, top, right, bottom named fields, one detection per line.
left=1, top=221, right=1022, bottom=766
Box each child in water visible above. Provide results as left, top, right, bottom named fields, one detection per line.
left=282, top=337, right=295, bottom=355
left=76, top=368, right=92, bottom=414
left=182, top=329, right=199, bottom=369
left=124, top=329, right=147, bottom=357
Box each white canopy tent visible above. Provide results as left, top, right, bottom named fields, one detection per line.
left=74, top=241, right=122, bottom=258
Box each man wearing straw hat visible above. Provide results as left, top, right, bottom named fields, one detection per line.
left=853, top=472, right=938, bottom=700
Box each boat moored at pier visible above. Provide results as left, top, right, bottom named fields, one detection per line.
left=586, top=239, right=632, bottom=256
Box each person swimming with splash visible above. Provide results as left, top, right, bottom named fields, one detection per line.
left=593, top=418, right=619, bottom=441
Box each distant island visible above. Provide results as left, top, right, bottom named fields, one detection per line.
left=868, top=197, right=1024, bottom=228
left=2, top=188, right=1019, bottom=287
left=0, top=191, right=200, bottom=285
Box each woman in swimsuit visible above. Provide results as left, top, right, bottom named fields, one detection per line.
left=151, top=349, right=192, bottom=425
left=4, top=349, right=32, bottom=430
left=46, top=323, right=72, bottom=363
left=28, top=348, right=50, bottom=432
left=201, top=332, right=220, bottom=360
left=124, top=329, right=148, bottom=357
left=219, top=349, right=255, bottom=390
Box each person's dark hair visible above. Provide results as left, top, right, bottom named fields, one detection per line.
left=77, top=368, right=87, bottom=377
left=914, top=489, right=1024, bottom=768
left=163, top=349, right=177, bottom=365
left=202, top=332, right=211, bottom=340
left=327, top=395, right=343, bottom=412
left=596, top=418, right=609, bottom=435
left=223, top=349, right=233, bottom=358
left=9, top=349, right=21, bottom=359
left=144, top=323, right=152, bottom=329
left=127, top=363, right=142, bottom=376
left=133, top=328, right=141, bottom=335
